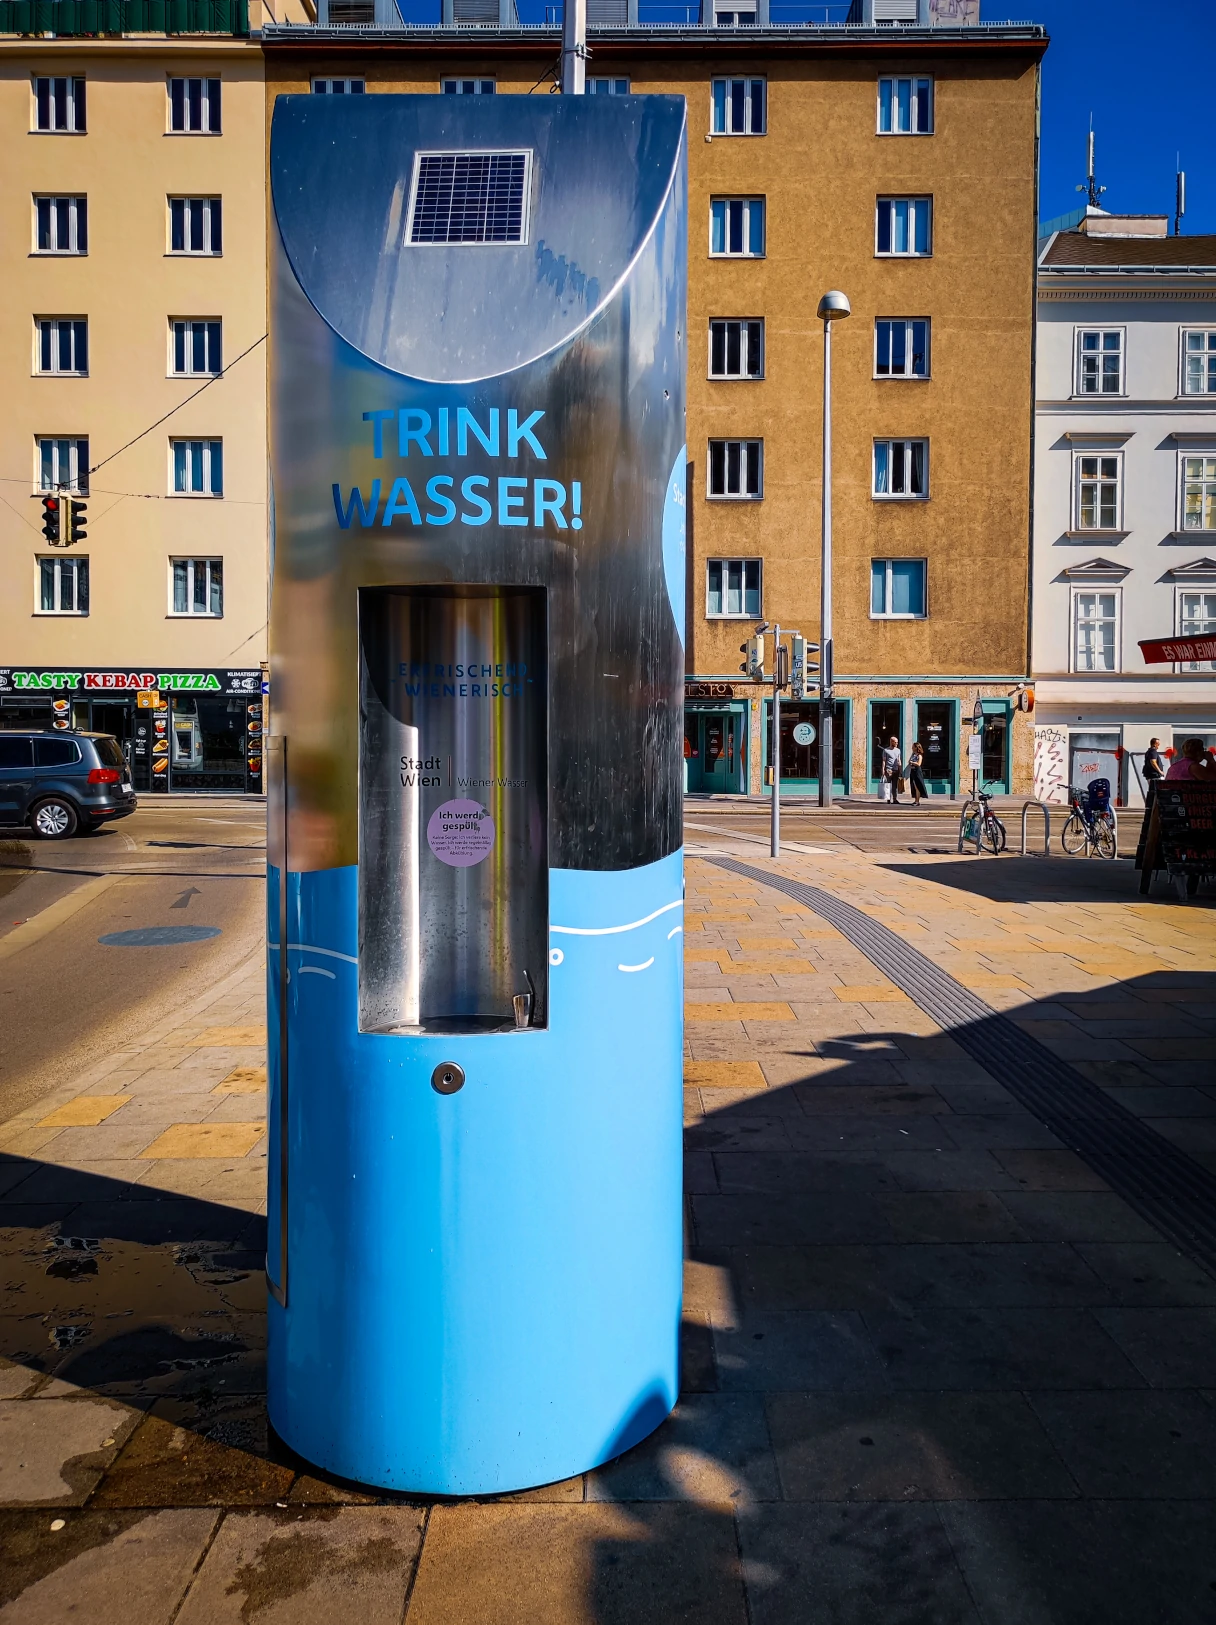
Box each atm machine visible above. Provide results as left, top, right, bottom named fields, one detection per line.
left=267, top=93, right=687, bottom=1494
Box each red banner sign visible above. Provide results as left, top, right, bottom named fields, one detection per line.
left=1138, top=636, right=1216, bottom=665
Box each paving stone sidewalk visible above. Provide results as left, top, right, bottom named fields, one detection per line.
left=1, top=849, right=1215, bottom=1623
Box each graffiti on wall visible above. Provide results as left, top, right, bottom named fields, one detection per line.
left=1033, top=726, right=1069, bottom=805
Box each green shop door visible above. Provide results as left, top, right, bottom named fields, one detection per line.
left=978, top=700, right=1011, bottom=795
left=914, top=699, right=957, bottom=795
left=867, top=700, right=906, bottom=794
left=686, top=710, right=745, bottom=794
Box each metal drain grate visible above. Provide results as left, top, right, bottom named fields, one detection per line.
left=711, top=856, right=1216, bottom=1279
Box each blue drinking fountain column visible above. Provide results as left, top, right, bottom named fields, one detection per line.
left=266, top=92, right=688, bottom=1493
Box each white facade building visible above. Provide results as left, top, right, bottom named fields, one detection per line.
left=1032, top=215, right=1216, bottom=807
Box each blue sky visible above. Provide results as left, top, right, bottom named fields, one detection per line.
left=1011, top=0, right=1211, bottom=232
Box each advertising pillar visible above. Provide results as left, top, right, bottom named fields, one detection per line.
left=267, top=93, right=687, bottom=1493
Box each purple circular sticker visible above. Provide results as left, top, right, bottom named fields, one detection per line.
left=427, top=799, right=496, bottom=868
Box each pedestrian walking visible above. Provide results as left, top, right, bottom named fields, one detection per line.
left=1143, top=738, right=1166, bottom=785
left=881, top=736, right=902, bottom=804
left=907, top=740, right=928, bottom=805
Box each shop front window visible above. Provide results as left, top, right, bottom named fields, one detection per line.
left=768, top=700, right=846, bottom=784
left=170, top=695, right=246, bottom=790
left=870, top=701, right=903, bottom=783
left=915, top=700, right=954, bottom=786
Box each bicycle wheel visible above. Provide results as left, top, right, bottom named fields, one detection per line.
left=980, top=814, right=1006, bottom=855
left=1094, top=816, right=1117, bottom=860
left=1060, top=813, right=1088, bottom=855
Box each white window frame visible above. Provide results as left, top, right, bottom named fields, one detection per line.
left=312, top=78, right=366, bottom=94
left=708, top=318, right=764, bottom=380
left=588, top=77, right=630, bottom=96
left=1180, top=452, right=1216, bottom=533
left=713, top=7, right=758, bottom=26
left=1070, top=586, right=1122, bottom=674
left=872, top=438, right=929, bottom=500
left=1074, top=328, right=1125, bottom=397
left=36, top=553, right=89, bottom=616
left=874, top=317, right=930, bottom=379
left=1072, top=451, right=1124, bottom=532
left=877, top=75, right=933, bottom=135
left=709, top=197, right=765, bottom=259
left=1175, top=584, right=1216, bottom=672
left=707, top=439, right=763, bottom=501
left=168, top=77, right=221, bottom=134
left=875, top=196, right=932, bottom=257
left=1182, top=329, right=1216, bottom=396
left=706, top=557, right=762, bottom=619
left=32, top=75, right=85, bottom=133
left=35, top=318, right=88, bottom=377
left=870, top=557, right=928, bottom=619
left=169, top=556, right=224, bottom=618
left=711, top=78, right=766, bottom=136
left=169, top=319, right=222, bottom=378
left=170, top=438, right=223, bottom=498
left=33, top=194, right=87, bottom=254
left=168, top=196, right=222, bottom=256
left=441, top=78, right=496, bottom=95
left=36, top=437, right=89, bottom=494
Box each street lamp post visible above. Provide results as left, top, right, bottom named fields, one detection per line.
left=816, top=290, right=850, bottom=809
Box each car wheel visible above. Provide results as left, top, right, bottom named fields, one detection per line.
left=30, top=797, right=79, bottom=840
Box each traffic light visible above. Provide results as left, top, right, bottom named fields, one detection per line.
left=40, top=494, right=61, bottom=545
left=63, top=496, right=87, bottom=546
left=791, top=637, right=820, bottom=701
left=738, top=633, right=765, bottom=680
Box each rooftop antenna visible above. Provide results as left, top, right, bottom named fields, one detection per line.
left=1175, top=161, right=1186, bottom=236
left=1075, top=118, right=1107, bottom=210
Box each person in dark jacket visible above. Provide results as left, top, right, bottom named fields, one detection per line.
left=907, top=740, right=928, bottom=805
left=1143, top=738, right=1166, bottom=784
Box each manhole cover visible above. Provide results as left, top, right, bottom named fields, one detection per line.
left=99, top=925, right=222, bottom=947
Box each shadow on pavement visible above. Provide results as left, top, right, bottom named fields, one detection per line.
left=882, top=854, right=1216, bottom=908
left=2, top=971, right=1215, bottom=1620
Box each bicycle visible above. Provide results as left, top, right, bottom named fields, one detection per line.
left=962, top=787, right=1007, bottom=854
left=1060, top=783, right=1118, bottom=860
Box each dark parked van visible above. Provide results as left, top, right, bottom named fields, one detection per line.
left=0, top=732, right=138, bottom=838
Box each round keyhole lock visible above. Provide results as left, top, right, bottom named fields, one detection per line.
left=431, top=1061, right=465, bottom=1096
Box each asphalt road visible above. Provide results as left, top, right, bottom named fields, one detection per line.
left=0, top=796, right=265, bottom=1123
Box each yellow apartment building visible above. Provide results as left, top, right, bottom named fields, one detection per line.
left=0, top=2, right=293, bottom=794
left=262, top=7, right=1045, bottom=799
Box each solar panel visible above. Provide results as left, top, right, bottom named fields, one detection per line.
left=407, top=151, right=531, bottom=246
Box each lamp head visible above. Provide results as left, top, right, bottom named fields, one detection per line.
left=817, top=290, right=851, bottom=322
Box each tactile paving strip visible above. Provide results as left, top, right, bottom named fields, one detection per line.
left=712, top=856, right=1216, bottom=1280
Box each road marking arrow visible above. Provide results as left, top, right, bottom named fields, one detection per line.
left=170, top=887, right=203, bottom=910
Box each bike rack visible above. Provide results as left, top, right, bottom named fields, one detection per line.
left=957, top=798, right=983, bottom=855
left=1019, top=799, right=1051, bottom=857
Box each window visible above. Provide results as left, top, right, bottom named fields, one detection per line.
left=1178, top=590, right=1216, bottom=673
left=876, top=197, right=932, bottom=256
left=588, top=78, right=630, bottom=96
left=35, top=737, right=83, bottom=765
left=37, top=437, right=88, bottom=493
left=711, top=78, right=765, bottom=135
left=169, top=78, right=220, bottom=133
left=707, top=558, right=761, bottom=618
left=873, top=439, right=928, bottom=499
left=35, top=195, right=87, bottom=254
left=877, top=75, right=933, bottom=134
left=171, top=439, right=223, bottom=497
left=169, top=197, right=221, bottom=255
left=709, top=319, right=763, bottom=379
left=34, top=76, right=85, bottom=132
left=1183, top=331, right=1216, bottom=395
left=407, top=151, right=530, bottom=246
left=38, top=555, right=88, bottom=615
left=171, top=320, right=222, bottom=377
left=1075, top=454, right=1122, bottom=530
left=875, top=318, right=929, bottom=378
left=36, top=319, right=88, bottom=376
left=710, top=197, right=765, bottom=258
left=1072, top=589, right=1119, bottom=672
left=171, top=557, right=223, bottom=617
left=1075, top=329, right=1123, bottom=395
left=312, top=78, right=366, bottom=94
left=708, top=439, right=762, bottom=499
left=1183, top=457, right=1216, bottom=531
left=714, top=8, right=757, bottom=25
left=870, top=558, right=926, bottom=618
left=441, top=79, right=495, bottom=95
